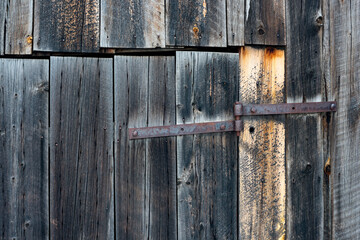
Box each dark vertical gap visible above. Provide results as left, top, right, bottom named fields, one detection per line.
left=174, top=54, right=178, bottom=240
left=112, top=56, right=116, bottom=240
left=48, top=58, right=51, bottom=240
left=146, top=57, right=151, bottom=240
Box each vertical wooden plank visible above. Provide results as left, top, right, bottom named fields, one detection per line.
left=0, top=59, right=49, bottom=240
left=0, top=1, right=6, bottom=55
left=115, top=56, right=149, bottom=240
left=147, top=56, right=177, bottom=239
left=244, top=0, right=285, bottom=45
left=331, top=0, right=360, bottom=239
left=50, top=57, right=114, bottom=239
left=5, top=0, right=33, bottom=54
left=286, top=0, right=327, bottom=239
left=166, top=1, right=226, bottom=47
left=34, top=0, right=99, bottom=52
left=227, top=0, right=244, bottom=46
left=176, top=52, right=239, bottom=239
left=100, top=0, right=165, bottom=48
left=239, top=47, right=285, bottom=240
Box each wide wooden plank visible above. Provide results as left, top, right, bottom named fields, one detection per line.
left=0, top=1, right=7, bottom=55
left=115, top=56, right=177, bottom=239
left=176, top=52, right=239, bottom=239
left=166, top=1, right=226, bottom=47
left=0, top=59, right=49, bottom=239
left=239, top=47, right=285, bottom=240
left=5, top=0, right=33, bottom=54
left=50, top=57, right=114, bottom=239
left=244, top=0, right=285, bottom=45
left=34, top=0, right=99, bottom=52
left=331, top=0, right=360, bottom=239
left=227, top=0, right=244, bottom=46
left=285, top=1, right=327, bottom=239
left=101, top=0, right=165, bottom=48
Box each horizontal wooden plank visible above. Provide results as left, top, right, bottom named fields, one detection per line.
left=101, top=0, right=165, bottom=48
left=0, top=59, right=49, bottom=239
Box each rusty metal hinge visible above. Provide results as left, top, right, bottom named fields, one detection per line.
left=129, top=101, right=336, bottom=140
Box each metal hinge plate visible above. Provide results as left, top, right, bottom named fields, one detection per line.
left=129, top=101, right=336, bottom=139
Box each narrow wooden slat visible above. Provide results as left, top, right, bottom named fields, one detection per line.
left=227, top=0, right=244, bottom=46
left=0, top=1, right=7, bottom=55
left=286, top=0, right=327, bottom=239
left=101, top=0, right=165, bottom=48
left=50, top=57, right=114, bottom=239
left=166, top=1, right=226, bottom=47
left=0, top=59, right=49, bottom=239
left=239, top=47, right=285, bottom=240
left=176, top=52, right=239, bottom=239
left=5, top=0, right=33, bottom=54
left=331, top=0, right=360, bottom=239
left=34, top=0, right=99, bottom=52
left=244, top=0, right=285, bottom=45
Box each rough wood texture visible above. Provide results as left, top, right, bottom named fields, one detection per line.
left=101, top=0, right=165, bottom=48
left=50, top=57, right=114, bottom=239
left=239, top=47, right=285, bottom=240
left=0, top=59, right=49, bottom=239
left=0, top=1, right=5, bottom=55
left=331, top=0, right=360, bottom=239
left=244, top=0, right=285, bottom=45
left=286, top=0, right=327, bottom=239
left=4, top=0, right=33, bottom=54
left=227, top=0, right=244, bottom=46
left=166, top=1, right=226, bottom=47
left=34, top=0, right=99, bottom=52
left=115, top=56, right=176, bottom=239
left=176, top=52, right=238, bottom=239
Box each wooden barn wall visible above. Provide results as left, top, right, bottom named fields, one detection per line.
left=0, top=1, right=359, bottom=240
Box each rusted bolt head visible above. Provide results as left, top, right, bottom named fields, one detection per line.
left=132, top=131, right=138, bottom=137
left=330, top=103, right=336, bottom=110
left=251, top=107, right=257, bottom=113
left=220, top=125, right=226, bottom=130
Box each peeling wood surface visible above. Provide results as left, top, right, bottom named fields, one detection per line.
left=34, top=0, right=100, bottom=52
left=166, top=1, right=226, bottom=47
left=226, top=0, right=244, bottom=46
left=331, top=0, right=360, bottom=239
left=285, top=0, right=327, bottom=239
left=176, top=52, right=239, bottom=239
left=101, top=0, right=165, bottom=48
left=115, top=56, right=176, bottom=239
left=50, top=57, right=114, bottom=239
left=239, top=47, right=286, bottom=240
left=244, top=0, right=285, bottom=45
left=5, top=0, right=33, bottom=54
left=0, top=59, right=49, bottom=239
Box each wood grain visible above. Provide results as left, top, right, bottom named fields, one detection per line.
left=330, top=0, right=360, bottom=239
left=0, top=59, right=49, bottom=239
left=4, top=0, right=33, bottom=54
left=176, top=52, right=238, bottom=239
left=239, top=47, right=285, bottom=240
left=166, top=1, right=226, bottom=47
left=101, top=0, right=165, bottom=48
left=0, top=1, right=5, bottom=54
left=50, top=57, right=114, bottom=239
left=115, top=56, right=176, bottom=239
left=34, top=0, right=99, bottom=52
left=285, top=0, right=327, bottom=239
left=244, top=0, right=285, bottom=45
left=227, top=0, right=244, bottom=46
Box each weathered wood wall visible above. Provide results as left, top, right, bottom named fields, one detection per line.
left=0, top=1, right=359, bottom=240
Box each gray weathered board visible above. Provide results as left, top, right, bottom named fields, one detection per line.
left=286, top=0, right=328, bottom=239
left=227, top=0, right=245, bottom=46
left=166, top=1, right=227, bottom=47
left=245, top=0, right=285, bottom=45
left=49, top=57, right=114, bottom=239
left=34, top=0, right=100, bottom=52
left=0, top=1, right=5, bottom=55
left=176, top=52, right=238, bottom=239
left=114, top=56, right=176, bottom=239
left=101, top=0, right=165, bottom=48
left=0, top=59, right=49, bottom=239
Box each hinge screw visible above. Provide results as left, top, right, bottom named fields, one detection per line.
left=251, top=107, right=257, bottom=113
left=132, top=131, right=138, bottom=137
left=220, top=125, right=226, bottom=130
left=330, top=103, right=336, bottom=110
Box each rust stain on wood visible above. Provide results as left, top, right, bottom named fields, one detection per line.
left=239, top=46, right=286, bottom=240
